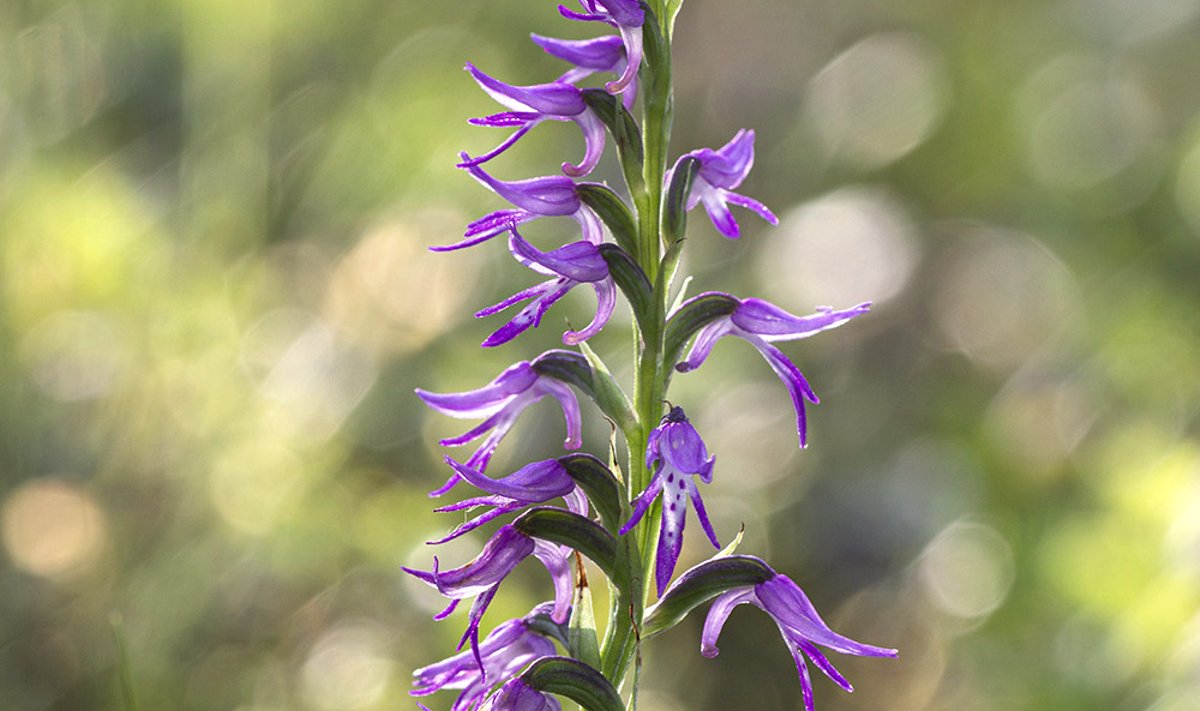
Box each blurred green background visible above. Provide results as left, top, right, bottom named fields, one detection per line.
left=2, top=0, right=1199, bottom=709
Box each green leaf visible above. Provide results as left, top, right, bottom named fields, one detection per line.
left=513, top=507, right=620, bottom=582
left=663, top=156, right=698, bottom=243
left=532, top=350, right=595, bottom=398
left=110, top=613, right=140, bottom=711
left=558, top=454, right=624, bottom=532
left=662, top=291, right=738, bottom=373
left=577, top=335, right=638, bottom=437
left=581, top=89, right=644, bottom=193
left=641, top=555, right=775, bottom=638
left=568, top=556, right=603, bottom=671
left=521, top=656, right=625, bottom=711
left=596, top=244, right=654, bottom=336
left=666, top=0, right=685, bottom=33
left=577, top=183, right=639, bottom=257
left=716, top=523, right=746, bottom=558
left=668, top=275, right=693, bottom=315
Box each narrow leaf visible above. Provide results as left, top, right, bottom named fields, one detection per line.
left=597, top=244, right=654, bottom=334
left=558, top=453, right=623, bottom=532
left=581, top=89, right=644, bottom=192
left=716, top=523, right=746, bottom=558
left=577, top=183, right=639, bottom=256
left=662, top=291, right=738, bottom=372
left=568, top=554, right=603, bottom=671
left=663, top=156, right=698, bottom=243
left=110, top=613, right=140, bottom=711
left=521, top=656, right=625, bottom=711
left=513, top=507, right=620, bottom=582
left=641, top=555, right=775, bottom=638
left=532, top=350, right=595, bottom=398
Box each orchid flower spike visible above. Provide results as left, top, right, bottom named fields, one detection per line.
left=670, top=129, right=779, bottom=239
left=557, top=0, right=644, bottom=96
left=619, top=406, right=720, bottom=596
left=531, top=33, right=637, bottom=109
left=411, top=603, right=559, bottom=710
left=697, top=566, right=898, bottom=711
left=433, top=157, right=603, bottom=252
left=416, top=355, right=583, bottom=494
left=676, top=295, right=871, bottom=447
left=429, top=456, right=587, bottom=544
left=476, top=230, right=616, bottom=348
left=460, top=63, right=605, bottom=177
left=403, top=525, right=572, bottom=673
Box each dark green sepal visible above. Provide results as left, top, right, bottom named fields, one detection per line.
left=664, top=155, right=698, bottom=243
left=577, top=183, right=639, bottom=256
left=662, top=291, right=738, bottom=372
left=512, top=507, right=619, bottom=582
left=532, top=350, right=594, bottom=396
left=597, top=243, right=653, bottom=332
left=557, top=454, right=623, bottom=532
left=520, top=656, right=625, bottom=711
left=581, top=89, right=644, bottom=192
left=641, top=555, right=775, bottom=638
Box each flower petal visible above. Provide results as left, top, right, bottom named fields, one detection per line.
left=466, top=62, right=585, bottom=116
left=675, top=318, right=735, bottom=373
left=562, top=276, right=616, bottom=345
left=416, top=362, right=537, bottom=418
left=700, top=588, right=755, bottom=657
left=444, top=457, right=575, bottom=502
left=564, top=109, right=607, bottom=177
left=731, top=299, right=870, bottom=340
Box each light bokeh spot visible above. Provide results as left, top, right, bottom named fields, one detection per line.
left=804, top=33, right=950, bottom=170
left=919, top=520, right=1015, bottom=620
left=2, top=478, right=107, bottom=579
left=1020, top=57, right=1163, bottom=195
left=762, top=186, right=920, bottom=308
left=932, top=226, right=1079, bottom=370
left=300, top=622, right=393, bottom=710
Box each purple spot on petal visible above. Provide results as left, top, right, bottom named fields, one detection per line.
left=669, top=503, right=677, bottom=511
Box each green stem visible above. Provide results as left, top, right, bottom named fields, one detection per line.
left=600, top=8, right=674, bottom=704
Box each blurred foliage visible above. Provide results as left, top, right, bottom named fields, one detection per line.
left=1, top=0, right=1199, bottom=709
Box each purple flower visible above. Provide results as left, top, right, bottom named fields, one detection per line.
left=531, top=34, right=637, bottom=109
left=412, top=603, right=558, bottom=711
left=460, top=63, right=605, bottom=177
left=619, top=407, right=720, bottom=596
left=429, top=456, right=588, bottom=544
left=557, top=0, right=644, bottom=95
left=475, top=230, right=616, bottom=348
left=479, top=677, right=561, bottom=711
left=676, top=295, right=870, bottom=448
left=433, top=158, right=602, bottom=252
left=403, top=525, right=572, bottom=671
left=416, top=355, right=583, bottom=494
left=671, top=129, right=779, bottom=239
left=698, top=568, right=897, bottom=711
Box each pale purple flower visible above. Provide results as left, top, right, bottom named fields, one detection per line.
left=416, top=355, right=583, bottom=494
left=460, top=63, right=605, bottom=177
left=619, top=406, right=720, bottom=596
left=475, top=230, right=616, bottom=348
left=670, top=129, right=779, bottom=239
left=403, top=525, right=572, bottom=671
left=479, top=677, right=561, bottom=711
left=531, top=34, right=636, bottom=109
left=433, top=158, right=602, bottom=252
left=698, top=566, right=897, bottom=711
left=429, top=456, right=588, bottom=544
left=676, top=295, right=870, bottom=447
left=412, top=603, right=558, bottom=711
left=557, top=0, right=644, bottom=95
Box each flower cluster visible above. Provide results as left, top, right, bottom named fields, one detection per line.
left=407, top=2, right=895, bottom=709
